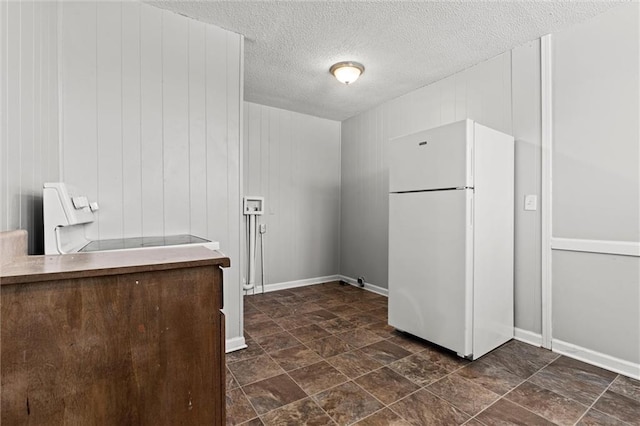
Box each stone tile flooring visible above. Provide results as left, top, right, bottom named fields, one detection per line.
left=226, top=282, right=640, bottom=425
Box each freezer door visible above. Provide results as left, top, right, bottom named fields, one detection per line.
left=389, top=120, right=473, bottom=193
left=388, top=189, right=474, bottom=357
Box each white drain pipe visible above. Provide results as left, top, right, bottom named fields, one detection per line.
left=243, top=196, right=264, bottom=292
left=244, top=214, right=257, bottom=291
left=259, top=222, right=266, bottom=294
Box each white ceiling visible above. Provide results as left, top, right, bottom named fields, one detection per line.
left=150, top=1, right=624, bottom=121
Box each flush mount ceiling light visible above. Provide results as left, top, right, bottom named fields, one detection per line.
left=330, top=61, right=365, bottom=85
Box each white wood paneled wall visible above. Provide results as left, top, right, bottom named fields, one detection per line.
left=550, top=3, right=639, bottom=370
left=340, top=49, right=545, bottom=337
left=243, top=102, right=341, bottom=287
left=511, top=40, right=543, bottom=336
left=341, top=51, right=513, bottom=290
left=60, top=2, right=239, bottom=241
left=0, top=1, right=59, bottom=254
left=59, top=2, right=243, bottom=343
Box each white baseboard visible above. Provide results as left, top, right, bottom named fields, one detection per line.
left=510, top=330, right=640, bottom=380
left=242, top=274, right=388, bottom=297
left=514, top=328, right=543, bottom=347
left=552, top=338, right=640, bottom=380
left=339, top=275, right=388, bottom=297
left=225, top=336, right=247, bottom=354
left=239, top=275, right=640, bottom=380
left=244, top=275, right=342, bottom=294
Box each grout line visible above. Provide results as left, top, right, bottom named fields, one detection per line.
left=573, top=374, right=630, bottom=426
left=346, top=379, right=390, bottom=416
left=354, top=408, right=388, bottom=424
left=470, top=349, right=597, bottom=426
left=234, top=291, right=389, bottom=423
left=236, top=284, right=520, bottom=424
left=235, top=377, right=261, bottom=423
left=423, top=386, right=484, bottom=420
left=385, top=386, right=425, bottom=420
left=422, top=371, right=501, bottom=419
left=487, top=381, right=546, bottom=421
left=271, top=352, right=340, bottom=424
left=462, top=351, right=558, bottom=423
left=239, top=285, right=637, bottom=426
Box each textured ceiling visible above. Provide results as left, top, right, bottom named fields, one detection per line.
left=150, top=1, right=625, bottom=121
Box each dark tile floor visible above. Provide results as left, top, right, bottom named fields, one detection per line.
left=226, top=282, right=640, bottom=425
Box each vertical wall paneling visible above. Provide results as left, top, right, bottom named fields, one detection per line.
left=551, top=3, right=639, bottom=371
left=244, top=102, right=262, bottom=282
left=281, top=108, right=294, bottom=280
left=96, top=2, right=123, bottom=238
left=0, top=0, right=58, bottom=253
left=341, top=51, right=513, bottom=290
left=540, top=34, right=553, bottom=349
left=187, top=21, right=207, bottom=238
left=6, top=0, right=20, bottom=232
left=258, top=105, right=269, bottom=277
left=60, top=1, right=99, bottom=239
left=48, top=2, right=59, bottom=186
left=2, top=2, right=22, bottom=230
left=224, top=32, right=243, bottom=344
left=266, top=107, right=279, bottom=279
left=339, top=2, right=638, bottom=374
left=552, top=251, right=639, bottom=366
left=139, top=5, right=163, bottom=237
left=44, top=0, right=60, bottom=251
left=205, top=23, right=228, bottom=323
left=19, top=1, right=34, bottom=246
left=243, top=102, right=341, bottom=287
left=512, top=40, right=543, bottom=335
left=552, top=6, right=639, bottom=243
left=268, top=107, right=279, bottom=216
left=59, top=3, right=243, bottom=346
left=259, top=105, right=270, bottom=281
left=32, top=2, right=42, bottom=244
left=121, top=1, right=142, bottom=238
left=0, top=0, right=7, bottom=230
left=162, top=12, right=189, bottom=235
left=246, top=103, right=261, bottom=195
left=205, top=24, right=228, bottom=246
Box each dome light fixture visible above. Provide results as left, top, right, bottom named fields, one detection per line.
left=330, top=61, right=365, bottom=85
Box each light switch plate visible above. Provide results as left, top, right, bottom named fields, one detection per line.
left=524, top=194, right=538, bottom=211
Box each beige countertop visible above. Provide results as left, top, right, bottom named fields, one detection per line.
left=0, top=246, right=230, bottom=285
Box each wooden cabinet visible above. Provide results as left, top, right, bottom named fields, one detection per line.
left=0, top=245, right=229, bottom=425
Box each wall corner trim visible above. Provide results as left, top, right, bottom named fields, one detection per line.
left=514, top=328, right=543, bottom=347
left=540, top=33, right=553, bottom=350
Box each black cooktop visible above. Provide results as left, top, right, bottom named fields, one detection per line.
left=79, top=234, right=210, bottom=252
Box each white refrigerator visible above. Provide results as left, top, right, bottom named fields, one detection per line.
left=388, top=119, right=514, bottom=360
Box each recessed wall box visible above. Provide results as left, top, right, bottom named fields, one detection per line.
left=243, top=196, right=264, bottom=215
